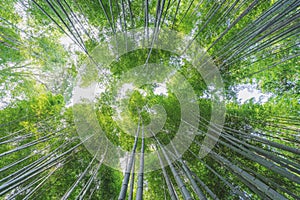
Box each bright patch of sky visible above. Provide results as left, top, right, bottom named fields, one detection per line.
left=14, top=2, right=30, bottom=39
left=58, top=12, right=102, bottom=73
left=137, top=89, right=147, bottom=97
left=154, top=82, right=168, bottom=96
left=58, top=36, right=83, bottom=60
left=0, top=80, right=26, bottom=109
left=235, top=83, right=272, bottom=104
left=14, top=1, right=48, bottom=40
left=94, top=82, right=107, bottom=96
left=14, top=1, right=28, bottom=19
left=118, top=83, right=135, bottom=99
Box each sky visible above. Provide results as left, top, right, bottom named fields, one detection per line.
left=236, top=83, right=272, bottom=104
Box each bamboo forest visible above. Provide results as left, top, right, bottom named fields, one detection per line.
left=0, top=0, right=299, bottom=199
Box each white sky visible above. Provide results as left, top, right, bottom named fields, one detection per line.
left=236, top=83, right=272, bottom=104
left=153, top=82, right=168, bottom=96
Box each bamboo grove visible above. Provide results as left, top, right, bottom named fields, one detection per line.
left=0, top=0, right=299, bottom=199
